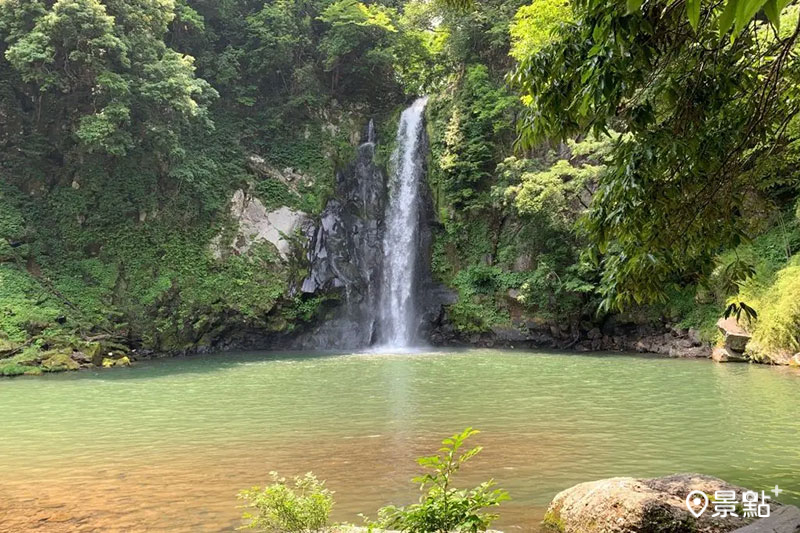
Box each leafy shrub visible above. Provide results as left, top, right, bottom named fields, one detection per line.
left=744, top=257, right=800, bottom=357
left=238, top=472, right=334, bottom=532
left=375, top=428, right=509, bottom=533
left=256, top=178, right=301, bottom=211
left=447, top=265, right=514, bottom=333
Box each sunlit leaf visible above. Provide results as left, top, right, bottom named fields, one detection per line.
left=718, top=0, right=738, bottom=37
left=763, top=0, right=779, bottom=29
left=687, top=0, right=700, bottom=30
left=627, top=0, right=644, bottom=14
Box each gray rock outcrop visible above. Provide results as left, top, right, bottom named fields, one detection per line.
left=732, top=505, right=800, bottom=532
left=716, top=317, right=752, bottom=357
left=211, top=189, right=308, bottom=260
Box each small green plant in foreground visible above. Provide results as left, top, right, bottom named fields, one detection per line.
left=238, top=472, right=333, bottom=532
left=374, top=428, right=510, bottom=533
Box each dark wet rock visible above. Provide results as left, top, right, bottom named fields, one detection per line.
left=296, top=137, right=386, bottom=348
left=732, top=505, right=800, bottom=532
left=544, top=474, right=764, bottom=533
left=429, top=312, right=714, bottom=358
left=490, top=326, right=530, bottom=343
left=291, top=112, right=450, bottom=350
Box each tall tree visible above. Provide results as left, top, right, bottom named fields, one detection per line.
left=510, top=0, right=800, bottom=310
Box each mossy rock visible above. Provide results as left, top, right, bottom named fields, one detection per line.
left=85, top=340, right=131, bottom=366
left=40, top=350, right=80, bottom=372
left=102, top=356, right=131, bottom=368
left=542, top=508, right=566, bottom=532
left=0, top=337, right=20, bottom=354
left=84, top=341, right=104, bottom=365
left=84, top=341, right=102, bottom=358
left=0, top=362, right=31, bottom=377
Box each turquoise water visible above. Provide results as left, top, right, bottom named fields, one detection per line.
left=1, top=349, right=798, bottom=532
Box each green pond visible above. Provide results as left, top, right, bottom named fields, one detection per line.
left=1, top=349, right=799, bottom=532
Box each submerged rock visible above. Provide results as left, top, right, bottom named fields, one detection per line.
left=544, top=474, right=762, bottom=533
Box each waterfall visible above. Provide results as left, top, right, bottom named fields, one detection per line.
left=378, top=97, right=428, bottom=348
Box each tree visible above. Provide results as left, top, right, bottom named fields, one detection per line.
left=510, top=0, right=800, bottom=310
left=0, top=0, right=216, bottom=157
left=443, top=0, right=791, bottom=38
left=509, top=0, right=572, bottom=61
left=317, top=0, right=399, bottom=99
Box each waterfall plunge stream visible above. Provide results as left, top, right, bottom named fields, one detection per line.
left=378, top=97, right=428, bottom=348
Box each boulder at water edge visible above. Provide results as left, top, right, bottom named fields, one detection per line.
left=543, top=474, right=758, bottom=533
left=716, top=318, right=752, bottom=354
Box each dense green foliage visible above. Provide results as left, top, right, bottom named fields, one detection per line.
left=0, top=0, right=416, bottom=372
left=512, top=0, right=800, bottom=311
left=2, top=0, right=800, bottom=370
left=501, top=0, right=800, bottom=358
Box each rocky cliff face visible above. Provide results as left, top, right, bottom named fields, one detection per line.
left=293, top=115, right=452, bottom=350
left=296, top=131, right=387, bottom=348
left=210, top=189, right=309, bottom=260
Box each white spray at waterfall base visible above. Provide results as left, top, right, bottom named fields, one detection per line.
left=378, top=97, right=428, bottom=349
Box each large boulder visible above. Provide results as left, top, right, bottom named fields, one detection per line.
left=716, top=317, right=751, bottom=353
left=543, top=474, right=762, bottom=533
